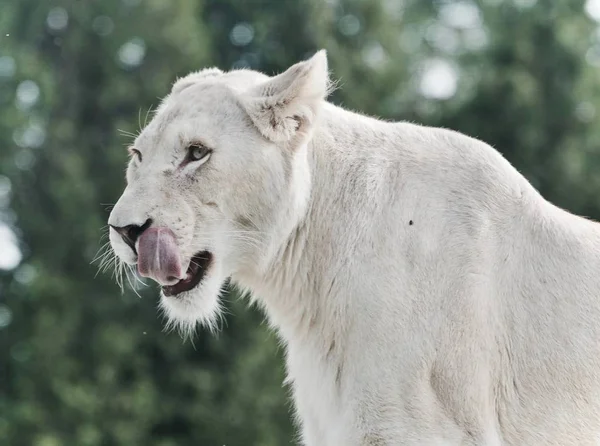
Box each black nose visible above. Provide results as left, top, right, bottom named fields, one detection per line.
left=110, top=218, right=152, bottom=252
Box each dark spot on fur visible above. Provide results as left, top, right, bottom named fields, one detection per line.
left=292, top=115, right=302, bottom=131
left=409, top=220, right=413, bottom=225
left=236, top=215, right=256, bottom=230
left=335, top=364, right=343, bottom=387
left=326, top=339, right=335, bottom=358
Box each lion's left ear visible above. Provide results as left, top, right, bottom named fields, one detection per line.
left=240, top=50, right=330, bottom=143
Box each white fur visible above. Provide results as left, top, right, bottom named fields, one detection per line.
left=108, top=51, right=600, bottom=445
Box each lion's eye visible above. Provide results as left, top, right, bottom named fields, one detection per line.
left=129, top=148, right=142, bottom=162
left=187, top=144, right=212, bottom=163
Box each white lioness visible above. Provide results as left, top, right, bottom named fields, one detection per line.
left=108, top=51, right=600, bottom=445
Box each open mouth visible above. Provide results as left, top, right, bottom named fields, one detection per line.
left=162, top=251, right=213, bottom=297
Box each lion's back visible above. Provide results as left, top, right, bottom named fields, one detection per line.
left=319, top=107, right=600, bottom=444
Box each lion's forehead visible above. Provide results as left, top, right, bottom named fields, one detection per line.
left=135, top=70, right=270, bottom=152
left=134, top=99, right=219, bottom=151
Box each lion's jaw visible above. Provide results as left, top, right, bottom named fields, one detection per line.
left=107, top=51, right=329, bottom=335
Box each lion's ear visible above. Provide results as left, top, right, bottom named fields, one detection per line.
left=240, top=50, right=330, bottom=142
left=171, top=68, right=224, bottom=95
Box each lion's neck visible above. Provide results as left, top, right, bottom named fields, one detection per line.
left=238, top=103, right=386, bottom=353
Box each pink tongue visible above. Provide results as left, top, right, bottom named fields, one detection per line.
left=137, top=227, right=184, bottom=285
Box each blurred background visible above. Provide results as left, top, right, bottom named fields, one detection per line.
left=1, top=0, right=600, bottom=444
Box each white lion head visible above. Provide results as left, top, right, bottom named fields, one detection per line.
left=107, top=51, right=330, bottom=335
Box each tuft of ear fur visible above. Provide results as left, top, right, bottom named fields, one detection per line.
left=240, top=50, right=331, bottom=142
left=171, top=68, right=224, bottom=95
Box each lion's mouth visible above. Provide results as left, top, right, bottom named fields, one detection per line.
left=162, top=251, right=213, bottom=297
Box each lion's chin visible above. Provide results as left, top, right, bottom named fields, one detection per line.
left=158, top=263, right=226, bottom=337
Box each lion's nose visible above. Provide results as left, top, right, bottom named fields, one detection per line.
left=109, top=218, right=153, bottom=253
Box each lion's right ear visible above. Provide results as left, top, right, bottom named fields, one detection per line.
left=240, top=50, right=330, bottom=143
left=171, top=68, right=223, bottom=95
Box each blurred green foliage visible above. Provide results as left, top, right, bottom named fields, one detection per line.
left=0, top=0, right=599, bottom=444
